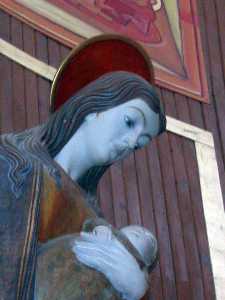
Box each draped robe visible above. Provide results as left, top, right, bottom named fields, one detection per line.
left=36, top=235, right=121, bottom=300
left=0, top=131, right=96, bottom=300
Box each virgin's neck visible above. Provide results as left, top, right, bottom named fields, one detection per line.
left=54, top=126, right=93, bottom=181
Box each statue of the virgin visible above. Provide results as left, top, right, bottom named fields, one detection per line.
left=0, top=34, right=166, bottom=299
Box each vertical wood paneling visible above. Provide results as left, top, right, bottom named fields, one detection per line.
left=135, top=147, right=164, bottom=300
left=0, top=10, right=10, bottom=42
left=99, top=170, right=115, bottom=226
left=176, top=95, right=216, bottom=299
left=214, top=0, right=225, bottom=84
left=35, top=32, right=50, bottom=123
left=59, top=45, right=70, bottom=63
left=200, top=0, right=225, bottom=208
left=175, top=95, right=206, bottom=300
left=0, top=11, right=13, bottom=133
left=11, top=18, right=26, bottom=131
left=0, top=1, right=224, bottom=298
left=201, top=102, right=225, bottom=204
left=157, top=131, right=190, bottom=299
left=110, top=162, right=128, bottom=228
left=147, top=140, right=177, bottom=300
left=182, top=133, right=216, bottom=300
left=196, top=0, right=225, bottom=209
left=23, top=24, right=39, bottom=128
left=48, top=38, right=61, bottom=69
left=188, top=99, right=204, bottom=129
left=123, top=154, right=142, bottom=225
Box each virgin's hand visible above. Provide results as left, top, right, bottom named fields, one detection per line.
left=73, top=229, right=148, bottom=300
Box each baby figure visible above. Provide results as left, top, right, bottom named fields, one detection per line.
left=35, top=219, right=158, bottom=300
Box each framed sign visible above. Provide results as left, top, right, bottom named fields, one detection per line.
left=0, top=0, right=209, bottom=102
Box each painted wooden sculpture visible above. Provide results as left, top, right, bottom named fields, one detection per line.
left=0, top=35, right=166, bottom=299
left=35, top=219, right=158, bottom=300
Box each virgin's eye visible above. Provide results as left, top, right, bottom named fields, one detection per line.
left=124, top=115, right=134, bottom=128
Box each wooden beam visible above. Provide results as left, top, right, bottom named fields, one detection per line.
left=166, top=116, right=214, bottom=147
left=195, top=141, right=225, bottom=300
left=0, top=38, right=56, bottom=80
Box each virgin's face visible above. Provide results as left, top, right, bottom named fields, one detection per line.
left=83, top=98, right=161, bottom=165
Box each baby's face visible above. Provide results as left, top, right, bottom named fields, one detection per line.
left=91, top=224, right=157, bottom=269
left=121, top=225, right=158, bottom=268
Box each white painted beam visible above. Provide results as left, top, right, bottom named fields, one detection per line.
left=0, top=38, right=56, bottom=80
left=195, top=141, right=225, bottom=300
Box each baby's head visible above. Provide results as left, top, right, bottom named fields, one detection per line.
left=121, top=225, right=158, bottom=272
left=74, top=221, right=158, bottom=300
left=91, top=223, right=158, bottom=272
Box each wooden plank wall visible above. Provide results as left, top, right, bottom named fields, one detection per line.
left=1, top=0, right=224, bottom=298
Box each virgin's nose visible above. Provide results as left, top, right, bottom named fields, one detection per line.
left=126, top=133, right=140, bottom=150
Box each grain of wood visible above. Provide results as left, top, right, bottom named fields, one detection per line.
left=0, top=38, right=56, bottom=80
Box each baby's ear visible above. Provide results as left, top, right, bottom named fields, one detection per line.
left=93, top=225, right=112, bottom=241
left=84, top=112, right=98, bottom=122
left=82, top=218, right=110, bottom=232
